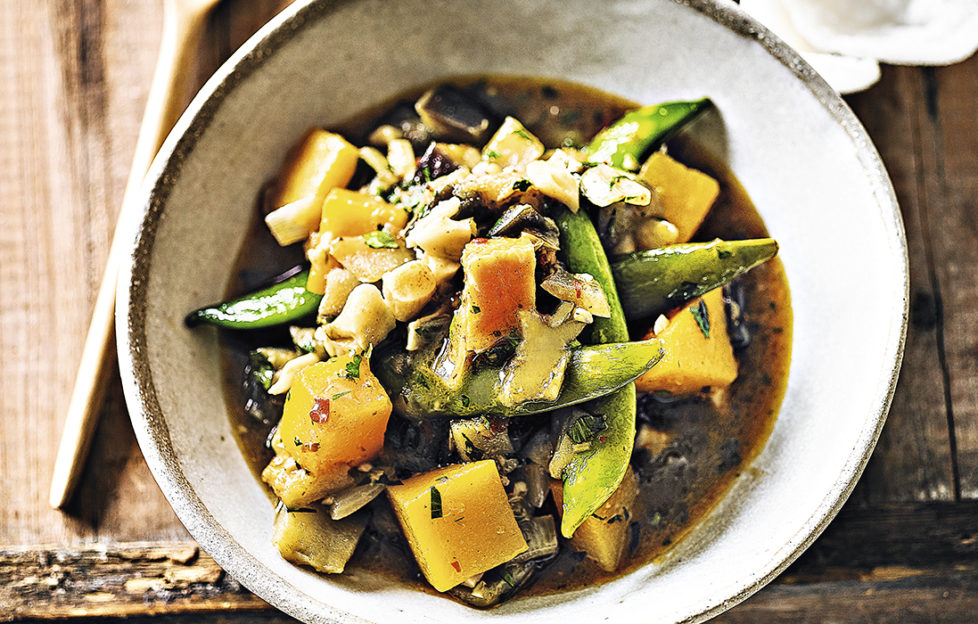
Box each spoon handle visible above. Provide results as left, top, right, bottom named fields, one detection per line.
left=49, top=2, right=216, bottom=509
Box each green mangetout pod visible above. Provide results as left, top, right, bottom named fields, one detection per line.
left=553, top=207, right=636, bottom=538
left=586, top=98, right=713, bottom=171
left=375, top=339, right=663, bottom=420
left=185, top=269, right=323, bottom=330
left=612, top=238, right=779, bottom=321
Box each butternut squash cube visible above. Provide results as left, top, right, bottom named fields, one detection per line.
left=482, top=116, right=544, bottom=169
left=386, top=461, right=528, bottom=592
left=328, top=236, right=414, bottom=283
left=638, top=152, right=720, bottom=243
left=635, top=287, right=737, bottom=395
left=319, top=188, right=409, bottom=241
left=457, top=235, right=537, bottom=353
left=261, top=430, right=355, bottom=509
left=273, top=129, right=358, bottom=208
left=273, top=355, right=392, bottom=485
left=552, top=467, right=638, bottom=572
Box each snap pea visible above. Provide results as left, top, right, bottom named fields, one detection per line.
left=613, top=238, right=779, bottom=321
left=184, top=269, right=322, bottom=330
left=374, top=338, right=663, bottom=420
left=586, top=98, right=712, bottom=171
left=553, top=207, right=636, bottom=538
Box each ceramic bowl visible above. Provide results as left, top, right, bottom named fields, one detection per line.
left=117, top=0, right=908, bottom=622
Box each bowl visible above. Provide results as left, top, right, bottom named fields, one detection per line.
left=117, top=0, right=908, bottom=622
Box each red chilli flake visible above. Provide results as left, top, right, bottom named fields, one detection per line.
left=574, top=279, right=583, bottom=299
left=309, top=398, right=330, bottom=423
left=301, top=442, right=320, bottom=452
left=451, top=561, right=461, bottom=573
left=471, top=237, right=489, bottom=244
left=599, top=436, right=608, bottom=443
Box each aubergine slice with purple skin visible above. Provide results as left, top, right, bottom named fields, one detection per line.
left=415, top=84, right=497, bottom=144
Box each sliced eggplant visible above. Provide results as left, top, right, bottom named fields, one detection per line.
left=415, top=85, right=495, bottom=144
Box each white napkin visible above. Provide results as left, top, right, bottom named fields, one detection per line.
left=741, top=0, right=978, bottom=93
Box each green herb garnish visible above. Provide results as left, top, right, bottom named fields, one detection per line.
left=512, top=179, right=532, bottom=192
left=248, top=350, right=274, bottom=391
left=513, top=128, right=532, bottom=141
left=343, top=353, right=363, bottom=379
left=691, top=300, right=711, bottom=338
left=430, top=486, right=443, bottom=519
left=485, top=150, right=501, bottom=160
left=471, top=304, right=481, bottom=314
left=502, top=570, right=516, bottom=587
left=331, top=391, right=351, bottom=400
left=293, top=436, right=302, bottom=447
left=460, top=394, right=470, bottom=407
left=362, top=230, right=399, bottom=249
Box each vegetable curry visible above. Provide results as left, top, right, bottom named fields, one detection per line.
left=197, top=77, right=791, bottom=606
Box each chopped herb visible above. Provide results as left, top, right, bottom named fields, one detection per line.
left=567, top=413, right=607, bottom=444
left=248, top=351, right=274, bottom=391
left=343, top=353, right=363, bottom=379
left=420, top=165, right=433, bottom=182
left=512, top=179, right=532, bottom=192
left=460, top=394, right=470, bottom=407
left=650, top=511, right=662, bottom=527
left=285, top=507, right=317, bottom=513
left=435, top=476, right=449, bottom=483
left=502, top=570, right=516, bottom=587
left=485, top=149, right=501, bottom=160
left=718, top=249, right=733, bottom=259
left=513, top=128, right=532, bottom=141
left=470, top=304, right=481, bottom=314
left=331, top=390, right=351, bottom=400
left=609, top=174, right=627, bottom=190
left=293, top=436, right=302, bottom=447
left=362, top=230, right=399, bottom=249
left=690, top=300, right=711, bottom=338
left=430, top=486, right=443, bottom=519
left=454, top=516, right=465, bottom=523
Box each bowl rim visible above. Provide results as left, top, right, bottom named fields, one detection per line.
left=116, top=0, right=909, bottom=621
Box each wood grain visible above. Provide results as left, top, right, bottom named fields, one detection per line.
left=0, top=1, right=977, bottom=622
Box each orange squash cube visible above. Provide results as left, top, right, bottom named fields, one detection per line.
left=387, top=461, right=528, bottom=592
left=273, top=129, right=358, bottom=208
left=275, top=355, right=392, bottom=480
left=635, top=287, right=737, bottom=395
left=552, top=466, right=638, bottom=572
left=638, top=152, right=720, bottom=243
left=319, top=188, right=409, bottom=241
left=457, top=235, right=537, bottom=353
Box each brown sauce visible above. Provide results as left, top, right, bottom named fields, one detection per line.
left=220, top=76, right=792, bottom=600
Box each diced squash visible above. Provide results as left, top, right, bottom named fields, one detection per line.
left=382, top=260, right=437, bottom=322
left=265, top=196, right=321, bottom=246
left=272, top=129, right=358, bottom=208
left=635, top=287, right=737, bottom=394
left=456, top=235, right=537, bottom=353
left=261, top=431, right=355, bottom=508
left=551, top=466, right=638, bottom=572
left=319, top=188, right=409, bottom=241
left=482, top=116, right=545, bottom=168
left=328, top=236, right=414, bottom=283
left=387, top=461, right=528, bottom=592
left=274, top=355, right=392, bottom=482
left=273, top=504, right=366, bottom=574
left=638, top=152, right=720, bottom=243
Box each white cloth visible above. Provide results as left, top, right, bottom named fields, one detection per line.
left=741, top=0, right=978, bottom=93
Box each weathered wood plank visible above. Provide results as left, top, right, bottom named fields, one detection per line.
left=930, top=57, right=978, bottom=499
left=2, top=502, right=975, bottom=621
left=844, top=65, right=957, bottom=504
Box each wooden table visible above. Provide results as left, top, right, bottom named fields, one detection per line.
left=2, top=2, right=976, bottom=622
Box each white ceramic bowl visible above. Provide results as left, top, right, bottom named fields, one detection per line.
left=117, top=1, right=908, bottom=622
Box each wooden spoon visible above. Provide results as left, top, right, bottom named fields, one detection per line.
left=49, top=0, right=223, bottom=509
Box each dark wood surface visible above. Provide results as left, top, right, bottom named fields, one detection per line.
left=1, top=1, right=976, bottom=622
